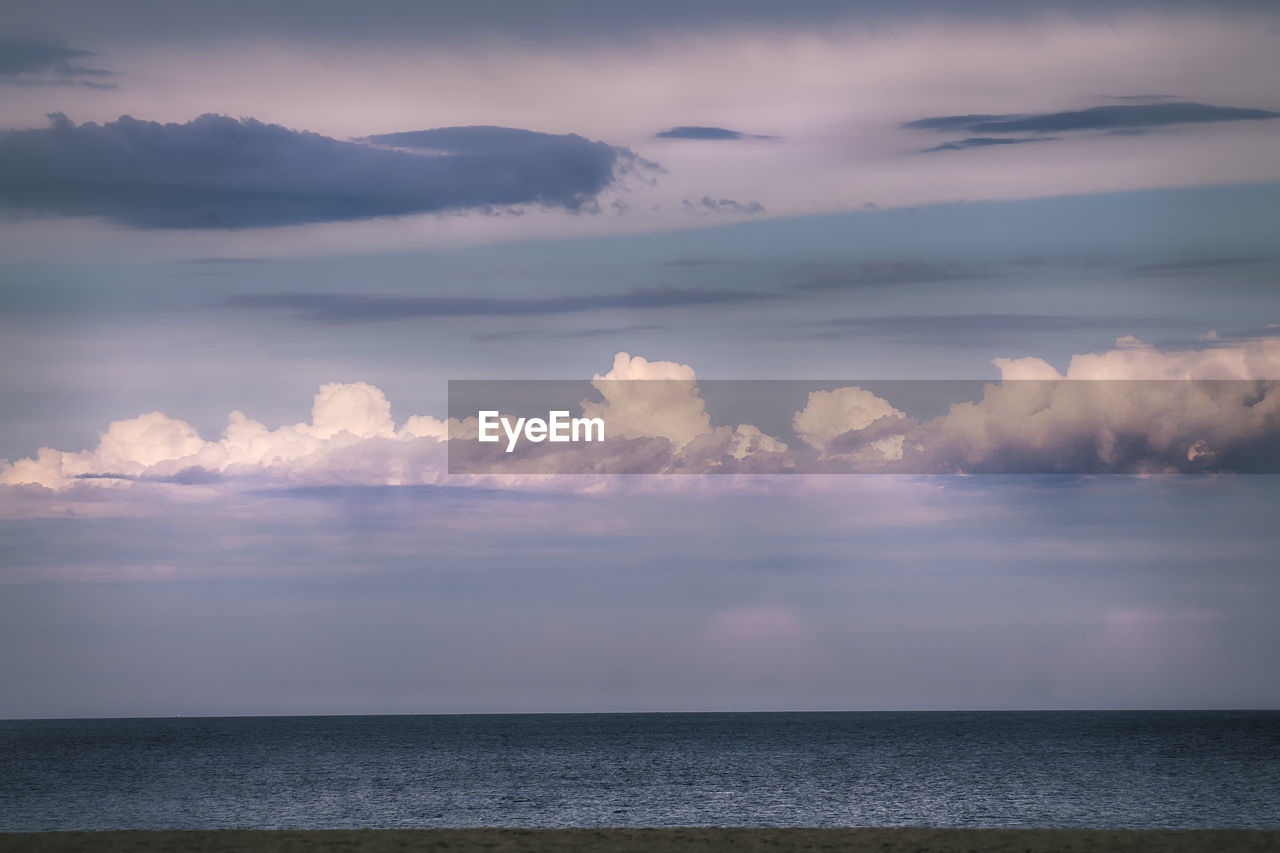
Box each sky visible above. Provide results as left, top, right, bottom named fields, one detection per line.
left=1, top=0, right=1279, bottom=718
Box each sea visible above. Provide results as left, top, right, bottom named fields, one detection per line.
left=2, top=711, right=1278, bottom=831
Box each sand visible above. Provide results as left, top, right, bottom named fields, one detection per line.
left=2, top=828, right=1277, bottom=853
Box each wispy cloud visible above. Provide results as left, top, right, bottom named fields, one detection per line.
left=909, top=101, right=1280, bottom=153
left=0, top=37, right=116, bottom=89
left=225, top=287, right=772, bottom=322
left=789, top=260, right=991, bottom=291
left=222, top=258, right=1000, bottom=324
left=921, top=136, right=1058, bottom=153
left=906, top=102, right=1280, bottom=135
left=1122, top=256, right=1269, bottom=277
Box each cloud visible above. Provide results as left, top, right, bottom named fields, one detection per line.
left=1153, top=325, right=1280, bottom=350
left=0, top=114, right=639, bottom=229
left=995, top=334, right=1280, bottom=380
left=362, top=125, right=659, bottom=181
left=226, top=287, right=772, bottom=322
left=0, top=382, right=450, bottom=491
left=6, top=338, right=1280, bottom=494
left=224, top=261, right=1085, bottom=328
left=2, top=17, right=1274, bottom=234
left=451, top=338, right=1280, bottom=476
left=921, top=136, right=1058, bottom=152
left=656, top=126, right=771, bottom=141
left=793, top=387, right=907, bottom=462
left=790, top=260, right=990, bottom=291
left=1122, top=257, right=1268, bottom=277
left=915, top=336, right=1280, bottom=473
left=918, top=378, right=1279, bottom=475
left=908, top=101, right=1280, bottom=153
left=580, top=352, right=712, bottom=448
left=0, top=37, right=116, bottom=88
left=682, top=196, right=765, bottom=215
left=905, top=102, right=1280, bottom=136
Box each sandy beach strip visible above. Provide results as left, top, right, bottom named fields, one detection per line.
left=2, top=828, right=1278, bottom=853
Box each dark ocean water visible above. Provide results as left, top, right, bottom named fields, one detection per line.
left=1, top=711, right=1278, bottom=831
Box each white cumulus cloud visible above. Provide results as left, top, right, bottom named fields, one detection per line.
left=4, top=338, right=1279, bottom=492
left=1, top=382, right=449, bottom=490
left=580, top=352, right=711, bottom=448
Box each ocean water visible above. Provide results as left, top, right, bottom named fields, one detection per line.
left=1, top=711, right=1278, bottom=831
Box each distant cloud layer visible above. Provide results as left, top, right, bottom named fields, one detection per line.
left=910, top=101, right=1280, bottom=152
left=0, top=37, right=116, bottom=88
left=223, top=259, right=995, bottom=324
left=5, top=336, right=1280, bottom=494
left=0, top=115, right=638, bottom=228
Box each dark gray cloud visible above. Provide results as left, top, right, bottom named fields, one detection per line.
left=656, top=126, right=773, bottom=141
left=922, top=136, right=1058, bottom=152
left=226, top=287, right=772, bottom=322
left=0, top=37, right=115, bottom=88
left=0, top=114, right=637, bottom=229
left=658, top=126, right=743, bottom=140
left=682, top=196, right=765, bottom=214
left=1123, top=256, right=1268, bottom=276
left=790, top=260, right=991, bottom=291
left=906, top=102, right=1280, bottom=135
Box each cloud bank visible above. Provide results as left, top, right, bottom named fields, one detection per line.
left=5, top=336, right=1280, bottom=496
left=0, top=382, right=450, bottom=492
left=0, top=115, right=637, bottom=228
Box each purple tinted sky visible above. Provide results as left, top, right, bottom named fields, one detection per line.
left=0, top=0, right=1278, bottom=717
